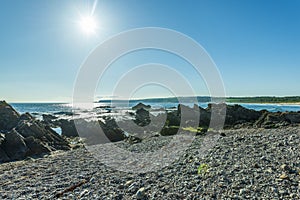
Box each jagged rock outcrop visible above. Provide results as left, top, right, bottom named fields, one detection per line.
left=57, top=119, right=79, bottom=137
left=42, top=114, right=58, bottom=125
left=254, top=111, right=300, bottom=128
left=285, top=112, right=300, bottom=123
left=223, top=104, right=262, bottom=127
left=43, top=116, right=126, bottom=144
left=132, top=103, right=151, bottom=110
left=0, top=101, right=70, bottom=163
left=0, top=101, right=20, bottom=132
left=98, top=117, right=126, bottom=142
left=2, top=129, right=29, bottom=160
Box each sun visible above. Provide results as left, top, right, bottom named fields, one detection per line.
left=79, top=15, right=98, bottom=35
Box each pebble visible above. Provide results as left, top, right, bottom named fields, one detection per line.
left=136, top=187, right=146, bottom=199
left=279, top=174, right=289, bottom=180
left=79, top=189, right=89, bottom=198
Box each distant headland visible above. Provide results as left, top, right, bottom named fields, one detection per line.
left=98, top=96, right=300, bottom=104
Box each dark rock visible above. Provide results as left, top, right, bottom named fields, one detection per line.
left=0, top=147, right=10, bottom=163
left=166, top=111, right=180, bottom=127
left=16, top=120, right=45, bottom=138
left=220, top=132, right=226, bottom=137
left=0, top=102, right=71, bottom=163
left=42, top=114, right=58, bottom=125
left=99, top=117, right=126, bottom=142
left=95, top=105, right=114, bottom=109
left=24, top=136, right=51, bottom=156
left=67, top=118, right=126, bottom=145
left=284, top=112, right=300, bottom=124
left=199, top=106, right=211, bottom=127
left=223, top=104, right=262, bottom=128
left=2, top=129, right=29, bottom=160
left=126, top=134, right=142, bottom=144
left=15, top=117, right=70, bottom=151
left=19, top=112, right=35, bottom=121
left=134, top=108, right=151, bottom=126
left=0, top=101, right=20, bottom=132
left=0, top=134, right=10, bottom=162
left=132, top=103, right=151, bottom=110
left=177, top=104, right=202, bottom=128
left=160, top=126, right=179, bottom=136
left=254, top=112, right=290, bottom=128
left=57, top=119, right=79, bottom=137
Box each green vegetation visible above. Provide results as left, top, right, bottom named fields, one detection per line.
left=226, top=96, right=300, bottom=104
left=198, top=163, right=209, bottom=175
left=182, top=126, right=205, bottom=133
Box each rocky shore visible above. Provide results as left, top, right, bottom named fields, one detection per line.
left=0, top=126, right=299, bottom=199
left=1, top=101, right=300, bottom=199
left=0, top=101, right=70, bottom=163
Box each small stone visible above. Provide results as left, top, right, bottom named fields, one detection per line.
left=125, top=180, right=133, bottom=186
left=90, top=177, right=95, bottom=183
left=128, top=182, right=138, bottom=193
left=220, top=132, right=226, bottom=137
left=253, top=163, right=259, bottom=168
left=195, top=185, right=201, bottom=192
left=260, top=156, right=267, bottom=161
left=239, top=188, right=247, bottom=195
left=271, top=187, right=278, bottom=193
left=279, top=190, right=286, bottom=194
left=266, top=168, right=273, bottom=173
left=290, top=193, right=296, bottom=198
left=279, top=174, right=289, bottom=180
left=280, top=164, right=289, bottom=171
left=136, top=187, right=146, bottom=199
left=79, top=189, right=89, bottom=198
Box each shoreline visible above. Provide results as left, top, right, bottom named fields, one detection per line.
left=227, top=102, right=300, bottom=106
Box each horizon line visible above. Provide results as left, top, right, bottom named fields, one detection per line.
left=6, top=95, right=300, bottom=103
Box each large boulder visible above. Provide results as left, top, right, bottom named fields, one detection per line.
left=0, top=134, right=10, bottom=163
left=0, top=147, right=10, bottom=163
left=57, top=117, right=126, bottom=144
left=24, top=136, right=51, bottom=156
left=42, top=114, right=58, bottom=125
left=254, top=112, right=291, bottom=128
left=199, top=106, right=211, bottom=127
left=166, top=111, right=180, bottom=127
left=134, top=108, right=151, bottom=126
left=57, top=119, right=79, bottom=137
left=160, top=126, right=179, bottom=136
left=2, top=129, right=29, bottom=160
left=206, top=104, right=262, bottom=128
left=284, top=112, right=300, bottom=124
left=0, top=101, right=20, bottom=132
left=99, top=117, right=126, bottom=142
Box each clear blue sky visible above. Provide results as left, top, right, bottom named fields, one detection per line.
left=0, top=0, right=299, bottom=102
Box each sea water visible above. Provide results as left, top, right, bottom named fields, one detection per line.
left=10, top=101, right=300, bottom=115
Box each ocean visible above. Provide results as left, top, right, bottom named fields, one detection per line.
left=10, top=101, right=300, bottom=115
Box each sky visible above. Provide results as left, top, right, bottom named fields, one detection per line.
left=0, top=0, right=299, bottom=102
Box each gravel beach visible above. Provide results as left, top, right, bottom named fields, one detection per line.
left=1, top=126, right=299, bottom=199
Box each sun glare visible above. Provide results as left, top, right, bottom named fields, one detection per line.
left=79, top=15, right=98, bottom=35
